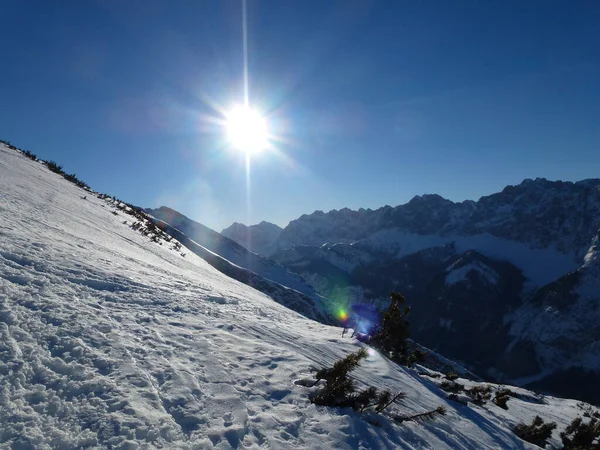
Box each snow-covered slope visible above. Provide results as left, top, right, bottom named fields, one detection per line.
left=221, top=221, right=282, bottom=257
left=146, top=207, right=317, bottom=300
left=149, top=216, right=333, bottom=325
left=2, top=143, right=599, bottom=449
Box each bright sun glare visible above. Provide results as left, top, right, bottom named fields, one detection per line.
left=225, top=106, right=268, bottom=155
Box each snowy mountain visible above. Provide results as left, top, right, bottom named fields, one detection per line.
left=221, top=221, right=283, bottom=257
left=145, top=207, right=318, bottom=301
left=274, top=179, right=600, bottom=259
left=4, top=141, right=600, bottom=448
left=146, top=212, right=333, bottom=325
left=222, top=179, right=600, bottom=404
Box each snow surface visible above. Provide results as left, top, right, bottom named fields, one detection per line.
left=145, top=207, right=319, bottom=300
left=1, top=143, right=597, bottom=449
left=445, top=261, right=500, bottom=287
left=360, top=229, right=578, bottom=288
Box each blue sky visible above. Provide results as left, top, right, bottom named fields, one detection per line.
left=1, top=0, right=599, bottom=231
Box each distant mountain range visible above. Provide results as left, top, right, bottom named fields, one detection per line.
left=220, top=178, right=600, bottom=404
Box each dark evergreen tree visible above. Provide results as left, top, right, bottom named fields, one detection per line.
left=371, top=292, right=411, bottom=361
left=45, top=160, right=64, bottom=174
left=560, top=416, right=600, bottom=449
left=513, top=416, right=556, bottom=447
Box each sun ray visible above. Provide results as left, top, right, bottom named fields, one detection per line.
left=242, top=0, right=249, bottom=108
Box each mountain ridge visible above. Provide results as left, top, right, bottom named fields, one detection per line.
left=145, top=206, right=318, bottom=301
left=221, top=220, right=283, bottom=256
left=221, top=176, right=600, bottom=404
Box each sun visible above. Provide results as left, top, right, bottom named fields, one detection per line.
left=225, top=106, right=268, bottom=155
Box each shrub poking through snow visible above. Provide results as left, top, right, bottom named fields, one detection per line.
left=306, top=348, right=447, bottom=426
left=444, top=372, right=459, bottom=381
left=22, top=149, right=37, bottom=160
left=440, top=380, right=464, bottom=393
left=560, top=416, right=600, bottom=449
left=45, top=160, right=65, bottom=175
left=405, top=347, right=427, bottom=367
left=493, top=388, right=512, bottom=409
left=62, top=172, right=90, bottom=190
left=394, top=406, right=447, bottom=423
left=309, top=348, right=404, bottom=413
left=513, top=416, right=557, bottom=447
left=466, top=385, right=492, bottom=405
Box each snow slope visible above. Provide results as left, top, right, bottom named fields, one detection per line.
left=1, top=143, right=597, bottom=449
left=148, top=216, right=334, bottom=325
left=145, top=207, right=318, bottom=300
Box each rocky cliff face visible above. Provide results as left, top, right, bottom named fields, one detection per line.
left=276, top=178, right=600, bottom=257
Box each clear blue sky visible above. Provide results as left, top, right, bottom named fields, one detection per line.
left=2, top=1, right=599, bottom=231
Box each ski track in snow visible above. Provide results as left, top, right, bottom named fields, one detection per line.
left=0, top=144, right=596, bottom=449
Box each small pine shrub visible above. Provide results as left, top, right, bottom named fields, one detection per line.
left=560, top=416, right=600, bottom=449
left=312, top=348, right=367, bottom=406
left=406, top=348, right=427, bottom=366
left=394, top=406, right=447, bottom=423
left=61, top=172, right=90, bottom=190
left=445, top=372, right=459, bottom=381
left=45, top=160, right=64, bottom=175
left=23, top=149, right=37, bottom=160
left=513, top=416, right=556, bottom=447
left=309, top=348, right=403, bottom=414
left=440, top=380, right=464, bottom=393
left=353, top=386, right=379, bottom=412
left=493, top=388, right=512, bottom=409
left=467, top=385, right=492, bottom=405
